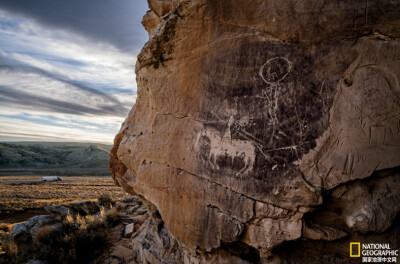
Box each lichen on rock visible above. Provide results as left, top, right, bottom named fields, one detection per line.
left=110, top=0, right=400, bottom=263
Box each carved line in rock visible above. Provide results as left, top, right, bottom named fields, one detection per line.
left=298, top=63, right=400, bottom=190
left=196, top=57, right=299, bottom=176
left=259, top=57, right=292, bottom=85
left=195, top=127, right=256, bottom=176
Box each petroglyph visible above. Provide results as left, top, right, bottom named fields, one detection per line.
left=259, top=57, right=292, bottom=85
left=197, top=57, right=300, bottom=173
left=258, top=57, right=294, bottom=146
left=196, top=127, right=256, bottom=176
left=299, top=64, right=400, bottom=189
left=110, top=1, right=400, bottom=261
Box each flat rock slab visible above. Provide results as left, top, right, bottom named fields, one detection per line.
left=124, top=223, right=135, bottom=238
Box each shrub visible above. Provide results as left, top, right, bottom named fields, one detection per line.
left=33, top=215, right=110, bottom=264
left=104, top=208, right=121, bottom=226
left=2, top=201, right=122, bottom=264
left=34, top=225, right=66, bottom=263
left=0, top=225, right=9, bottom=233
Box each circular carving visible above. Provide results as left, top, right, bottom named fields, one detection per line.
left=260, top=57, right=292, bottom=84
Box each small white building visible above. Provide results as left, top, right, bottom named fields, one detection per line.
left=42, top=176, right=63, bottom=182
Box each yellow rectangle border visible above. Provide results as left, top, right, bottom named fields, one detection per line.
left=350, top=242, right=361, bottom=257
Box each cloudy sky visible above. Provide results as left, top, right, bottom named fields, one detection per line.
left=0, top=0, right=149, bottom=144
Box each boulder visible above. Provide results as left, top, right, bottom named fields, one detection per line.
left=130, top=214, right=182, bottom=264
left=110, top=0, right=400, bottom=262
left=133, top=208, right=147, bottom=216
left=131, top=214, right=148, bottom=225
left=44, top=205, right=71, bottom=219
left=123, top=195, right=141, bottom=205
left=8, top=215, right=58, bottom=258
left=147, top=0, right=179, bottom=17
left=124, top=223, right=135, bottom=238
left=302, top=223, right=348, bottom=241
left=142, top=10, right=162, bottom=35
left=9, top=223, right=30, bottom=244
left=68, top=201, right=100, bottom=215
left=104, top=246, right=134, bottom=264
left=126, top=205, right=140, bottom=214
left=98, top=194, right=114, bottom=208
left=24, top=215, right=58, bottom=237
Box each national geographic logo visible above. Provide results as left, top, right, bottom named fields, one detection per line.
left=350, top=242, right=398, bottom=263
left=351, top=242, right=361, bottom=258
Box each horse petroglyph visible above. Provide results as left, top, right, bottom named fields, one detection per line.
left=195, top=113, right=256, bottom=175
left=197, top=57, right=297, bottom=174
left=196, top=127, right=256, bottom=176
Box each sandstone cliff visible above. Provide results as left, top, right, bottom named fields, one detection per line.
left=110, top=0, right=400, bottom=263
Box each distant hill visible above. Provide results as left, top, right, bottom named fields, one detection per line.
left=0, top=142, right=113, bottom=176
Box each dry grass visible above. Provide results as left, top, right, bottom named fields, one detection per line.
left=0, top=177, right=125, bottom=216
left=0, top=176, right=126, bottom=263
left=30, top=211, right=116, bottom=264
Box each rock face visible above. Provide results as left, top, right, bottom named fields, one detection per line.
left=110, top=0, right=400, bottom=263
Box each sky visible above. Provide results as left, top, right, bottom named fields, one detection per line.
left=0, top=0, right=149, bottom=144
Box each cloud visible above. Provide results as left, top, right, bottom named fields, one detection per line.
left=0, top=13, right=139, bottom=91
left=0, top=0, right=149, bottom=53
left=0, top=60, right=134, bottom=115
left=0, top=115, right=120, bottom=144
left=0, top=8, right=143, bottom=143
left=0, top=84, right=129, bottom=117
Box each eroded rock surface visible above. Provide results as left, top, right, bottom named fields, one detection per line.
left=110, top=0, right=400, bottom=262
